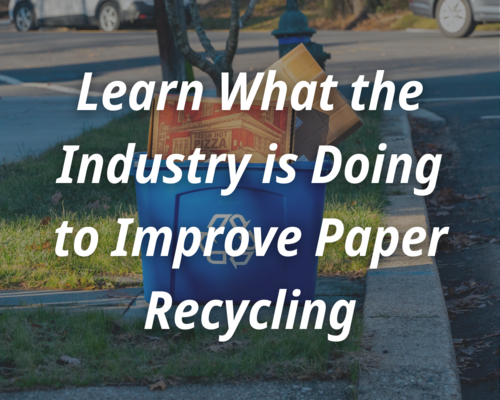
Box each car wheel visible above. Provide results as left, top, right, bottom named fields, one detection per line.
left=98, top=2, right=120, bottom=32
left=14, top=3, right=37, bottom=32
left=436, top=0, right=476, bottom=38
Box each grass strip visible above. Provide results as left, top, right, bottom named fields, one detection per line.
left=0, top=109, right=384, bottom=289
left=0, top=306, right=362, bottom=390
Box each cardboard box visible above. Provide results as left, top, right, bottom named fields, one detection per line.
left=148, top=95, right=294, bottom=163
left=248, top=43, right=362, bottom=160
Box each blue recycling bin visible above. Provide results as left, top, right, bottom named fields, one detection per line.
left=131, top=153, right=332, bottom=304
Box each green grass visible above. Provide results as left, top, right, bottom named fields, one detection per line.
left=0, top=110, right=384, bottom=289
left=476, top=23, right=500, bottom=31
left=319, top=112, right=386, bottom=275
left=0, top=112, right=149, bottom=290
left=0, top=307, right=362, bottom=389
left=390, top=12, right=439, bottom=30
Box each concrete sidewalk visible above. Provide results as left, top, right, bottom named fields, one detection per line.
left=357, top=108, right=461, bottom=399
left=0, top=381, right=353, bottom=400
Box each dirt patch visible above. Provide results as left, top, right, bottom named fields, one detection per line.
left=352, top=11, right=407, bottom=31
left=309, top=15, right=359, bottom=30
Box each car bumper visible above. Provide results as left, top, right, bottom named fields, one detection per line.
left=409, top=1, right=434, bottom=18
left=122, top=1, right=154, bottom=22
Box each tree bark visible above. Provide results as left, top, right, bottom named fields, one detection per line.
left=239, top=0, right=258, bottom=28
left=154, top=0, right=187, bottom=82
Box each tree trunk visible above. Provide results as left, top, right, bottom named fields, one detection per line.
left=154, top=0, right=187, bottom=82
left=163, top=0, right=251, bottom=96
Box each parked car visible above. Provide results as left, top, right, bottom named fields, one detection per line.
left=8, top=0, right=154, bottom=32
left=409, top=0, right=500, bottom=37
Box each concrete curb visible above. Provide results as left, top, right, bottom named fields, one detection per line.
left=357, top=108, right=462, bottom=399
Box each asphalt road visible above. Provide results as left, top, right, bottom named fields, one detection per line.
left=0, top=23, right=498, bottom=162
left=411, top=98, right=499, bottom=399
left=0, top=24, right=498, bottom=96
left=0, top=22, right=499, bottom=399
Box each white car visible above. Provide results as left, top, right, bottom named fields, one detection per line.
left=8, top=0, right=155, bottom=32
left=409, top=0, right=500, bottom=37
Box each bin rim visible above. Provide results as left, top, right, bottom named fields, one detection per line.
left=132, top=152, right=333, bottom=172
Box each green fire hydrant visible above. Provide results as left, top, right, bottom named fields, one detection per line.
left=271, top=0, right=330, bottom=69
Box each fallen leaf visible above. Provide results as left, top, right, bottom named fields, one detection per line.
left=461, top=346, right=478, bottom=356
left=39, top=216, right=51, bottom=226
left=86, top=200, right=111, bottom=211
left=117, top=333, right=133, bottom=342
left=51, top=191, right=63, bottom=205
left=443, top=279, right=492, bottom=297
left=462, top=193, right=488, bottom=201
left=439, top=233, right=496, bottom=253
left=87, top=200, right=100, bottom=210
left=106, top=320, right=123, bottom=335
left=105, top=289, right=135, bottom=299
left=167, top=378, right=180, bottom=386
left=436, top=211, right=450, bottom=216
left=471, top=218, right=491, bottom=224
left=57, top=355, right=81, bottom=366
left=461, top=369, right=499, bottom=384
left=150, top=380, right=167, bottom=391
left=429, top=187, right=488, bottom=208
left=144, top=335, right=162, bottom=342
left=206, top=340, right=249, bottom=353
left=482, top=330, right=500, bottom=339
left=446, top=294, right=490, bottom=314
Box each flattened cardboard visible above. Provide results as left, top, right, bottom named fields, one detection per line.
left=248, top=43, right=362, bottom=160
left=148, top=95, right=294, bottom=163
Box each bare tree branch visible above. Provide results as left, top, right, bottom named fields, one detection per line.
left=164, top=0, right=218, bottom=80
left=188, top=0, right=219, bottom=62
left=224, top=0, right=240, bottom=70
left=239, top=0, right=259, bottom=29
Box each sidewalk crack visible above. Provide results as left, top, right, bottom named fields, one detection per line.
left=120, top=290, right=144, bottom=317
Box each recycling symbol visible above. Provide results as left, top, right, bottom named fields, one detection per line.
left=199, top=214, right=255, bottom=269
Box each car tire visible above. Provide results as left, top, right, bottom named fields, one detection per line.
left=97, top=2, right=121, bottom=32
left=436, top=0, right=476, bottom=38
left=14, top=3, right=37, bottom=32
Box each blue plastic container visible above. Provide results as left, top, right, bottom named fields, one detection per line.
left=131, top=153, right=332, bottom=304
